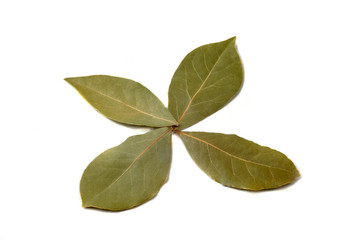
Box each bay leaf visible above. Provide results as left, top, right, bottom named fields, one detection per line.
left=179, top=131, right=300, bottom=190
left=168, top=37, right=244, bottom=130
left=80, top=127, right=172, bottom=211
left=65, top=75, right=178, bottom=127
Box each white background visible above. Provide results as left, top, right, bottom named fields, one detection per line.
left=1, top=1, right=359, bottom=239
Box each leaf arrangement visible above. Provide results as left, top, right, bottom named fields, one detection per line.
left=65, top=37, right=300, bottom=211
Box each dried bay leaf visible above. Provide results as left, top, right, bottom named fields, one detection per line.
left=80, top=127, right=172, bottom=211
left=179, top=131, right=300, bottom=190
left=65, top=37, right=300, bottom=211
left=65, top=75, right=177, bottom=127
left=168, top=37, right=244, bottom=130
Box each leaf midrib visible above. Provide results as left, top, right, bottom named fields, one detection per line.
left=179, top=132, right=292, bottom=173
left=72, top=81, right=176, bottom=125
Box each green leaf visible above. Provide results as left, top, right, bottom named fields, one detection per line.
left=80, top=127, right=172, bottom=211
left=168, top=37, right=244, bottom=130
left=179, top=131, right=300, bottom=190
left=65, top=75, right=178, bottom=127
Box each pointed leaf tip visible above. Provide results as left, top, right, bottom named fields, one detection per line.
left=228, top=36, right=236, bottom=42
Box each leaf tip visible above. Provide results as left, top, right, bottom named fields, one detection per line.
left=226, top=36, right=237, bottom=44
left=64, top=77, right=74, bottom=84
left=81, top=196, right=96, bottom=209
left=295, top=167, right=301, bottom=178
left=81, top=201, right=90, bottom=209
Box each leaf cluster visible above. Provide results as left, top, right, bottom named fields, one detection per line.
left=65, top=37, right=300, bottom=211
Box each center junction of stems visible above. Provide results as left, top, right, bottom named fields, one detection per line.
left=171, top=126, right=182, bottom=134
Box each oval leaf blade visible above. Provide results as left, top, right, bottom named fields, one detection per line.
left=80, top=127, right=172, bottom=211
left=179, top=131, right=300, bottom=190
left=168, top=37, right=244, bottom=130
left=65, top=75, right=178, bottom=127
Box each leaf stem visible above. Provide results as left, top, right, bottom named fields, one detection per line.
left=172, top=128, right=182, bottom=134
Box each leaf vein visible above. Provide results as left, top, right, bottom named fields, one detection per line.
left=206, top=144, right=222, bottom=176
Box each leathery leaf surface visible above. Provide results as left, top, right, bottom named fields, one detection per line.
left=179, top=131, right=300, bottom=190
left=80, top=127, right=172, bottom=211
left=65, top=75, right=177, bottom=127
left=168, top=37, right=243, bottom=130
